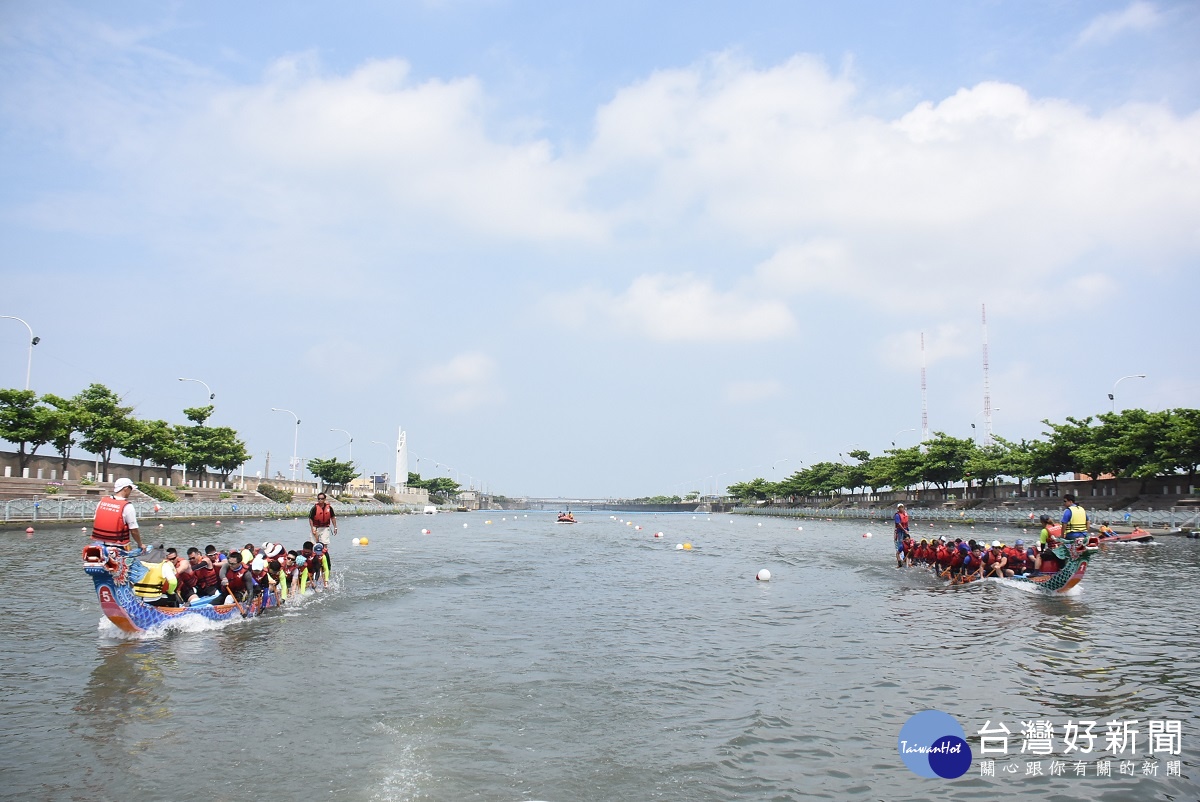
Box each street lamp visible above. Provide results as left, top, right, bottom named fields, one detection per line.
left=178, top=377, right=214, bottom=402
left=970, top=409, right=1000, bottom=444
left=891, top=428, right=916, bottom=447
left=771, top=458, right=789, bottom=472
left=0, top=316, right=39, bottom=390
left=330, top=428, right=353, bottom=462
left=1108, top=374, right=1147, bottom=412
left=271, top=408, right=301, bottom=480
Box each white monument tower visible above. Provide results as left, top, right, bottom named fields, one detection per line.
left=395, top=427, right=408, bottom=490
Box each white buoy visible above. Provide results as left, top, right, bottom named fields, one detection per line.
left=634, top=525, right=642, bottom=530
left=352, top=538, right=361, bottom=546
left=654, top=532, right=663, bottom=538
left=756, top=569, right=771, bottom=581
left=675, top=544, right=684, bottom=550
left=797, top=526, right=803, bottom=531
left=757, top=522, right=762, bottom=527
left=463, top=523, right=468, bottom=528
left=863, top=532, right=873, bottom=538
left=421, top=528, right=430, bottom=534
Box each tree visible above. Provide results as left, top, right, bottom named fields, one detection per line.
left=880, top=446, right=924, bottom=492
left=307, top=457, right=359, bottom=492
left=965, top=440, right=1007, bottom=498
left=1161, top=408, right=1200, bottom=486
left=147, top=423, right=187, bottom=483
left=0, top=389, right=59, bottom=471
left=1033, top=416, right=1093, bottom=493
left=118, top=418, right=170, bottom=481
left=74, top=384, right=134, bottom=479
left=42, top=393, right=82, bottom=475
left=921, top=432, right=976, bottom=498
left=993, top=436, right=1035, bottom=495
left=185, top=425, right=250, bottom=483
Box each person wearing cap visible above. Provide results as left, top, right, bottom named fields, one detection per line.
left=893, top=503, right=910, bottom=568
left=1060, top=494, right=1089, bottom=540
left=91, top=478, right=145, bottom=551
left=1004, top=539, right=1029, bottom=576
left=309, top=492, right=338, bottom=546
left=983, top=541, right=1008, bottom=578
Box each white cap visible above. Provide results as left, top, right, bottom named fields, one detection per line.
left=991, top=540, right=1002, bottom=547
left=897, top=503, right=905, bottom=508
left=113, top=478, right=135, bottom=493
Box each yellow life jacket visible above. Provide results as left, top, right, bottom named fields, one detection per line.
left=1064, top=504, right=1088, bottom=534
left=133, top=562, right=167, bottom=600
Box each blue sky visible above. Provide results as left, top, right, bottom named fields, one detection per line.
left=1, top=1, right=1197, bottom=497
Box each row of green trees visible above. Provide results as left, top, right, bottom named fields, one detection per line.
left=407, top=472, right=460, bottom=502
left=727, top=408, right=1200, bottom=503
left=306, top=457, right=360, bottom=493
left=0, top=384, right=250, bottom=482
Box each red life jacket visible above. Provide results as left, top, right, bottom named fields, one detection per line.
left=191, top=557, right=218, bottom=588
left=949, top=549, right=963, bottom=568
left=224, top=564, right=250, bottom=593
left=311, top=503, right=333, bottom=527
left=935, top=545, right=949, bottom=565
left=92, top=497, right=131, bottom=544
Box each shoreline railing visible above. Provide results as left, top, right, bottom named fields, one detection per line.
left=2, top=497, right=422, bottom=524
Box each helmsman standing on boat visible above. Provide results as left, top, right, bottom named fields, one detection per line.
left=91, top=478, right=145, bottom=551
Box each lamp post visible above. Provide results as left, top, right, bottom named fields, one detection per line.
left=178, top=377, right=215, bottom=406
left=970, top=409, right=1000, bottom=444
left=330, top=428, right=352, bottom=462
left=1108, top=374, right=1147, bottom=412
left=891, top=428, right=916, bottom=447
left=271, top=408, right=301, bottom=480
left=771, top=458, right=789, bottom=473
left=0, top=316, right=39, bottom=390
left=177, top=377, right=215, bottom=488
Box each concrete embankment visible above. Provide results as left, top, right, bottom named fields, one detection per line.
left=733, top=505, right=1198, bottom=534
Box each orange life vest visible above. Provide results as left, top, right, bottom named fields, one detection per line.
left=92, top=497, right=131, bottom=544
left=311, top=503, right=333, bottom=527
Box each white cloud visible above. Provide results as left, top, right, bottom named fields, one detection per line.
left=1077, top=2, right=1162, bottom=46
left=417, top=352, right=504, bottom=411
left=582, top=62, right=1200, bottom=315
left=722, top=379, right=783, bottom=404
left=548, top=273, right=796, bottom=343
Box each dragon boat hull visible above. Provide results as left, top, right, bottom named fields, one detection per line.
left=84, top=544, right=279, bottom=634
left=935, top=545, right=1095, bottom=595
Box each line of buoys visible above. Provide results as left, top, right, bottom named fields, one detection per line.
left=756, top=569, right=771, bottom=581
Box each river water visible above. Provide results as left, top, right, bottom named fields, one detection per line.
left=1, top=512, right=1197, bottom=801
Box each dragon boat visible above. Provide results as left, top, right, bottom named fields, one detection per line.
left=938, top=542, right=1096, bottom=595
left=84, top=543, right=281, bottom=634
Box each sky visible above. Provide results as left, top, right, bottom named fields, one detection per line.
left=1, top=0, right=1198, bottom=498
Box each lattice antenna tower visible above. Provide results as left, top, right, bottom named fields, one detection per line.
left=920, top=332, right=929, bottom=442
left=981, top=304, right=993, bottom=445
